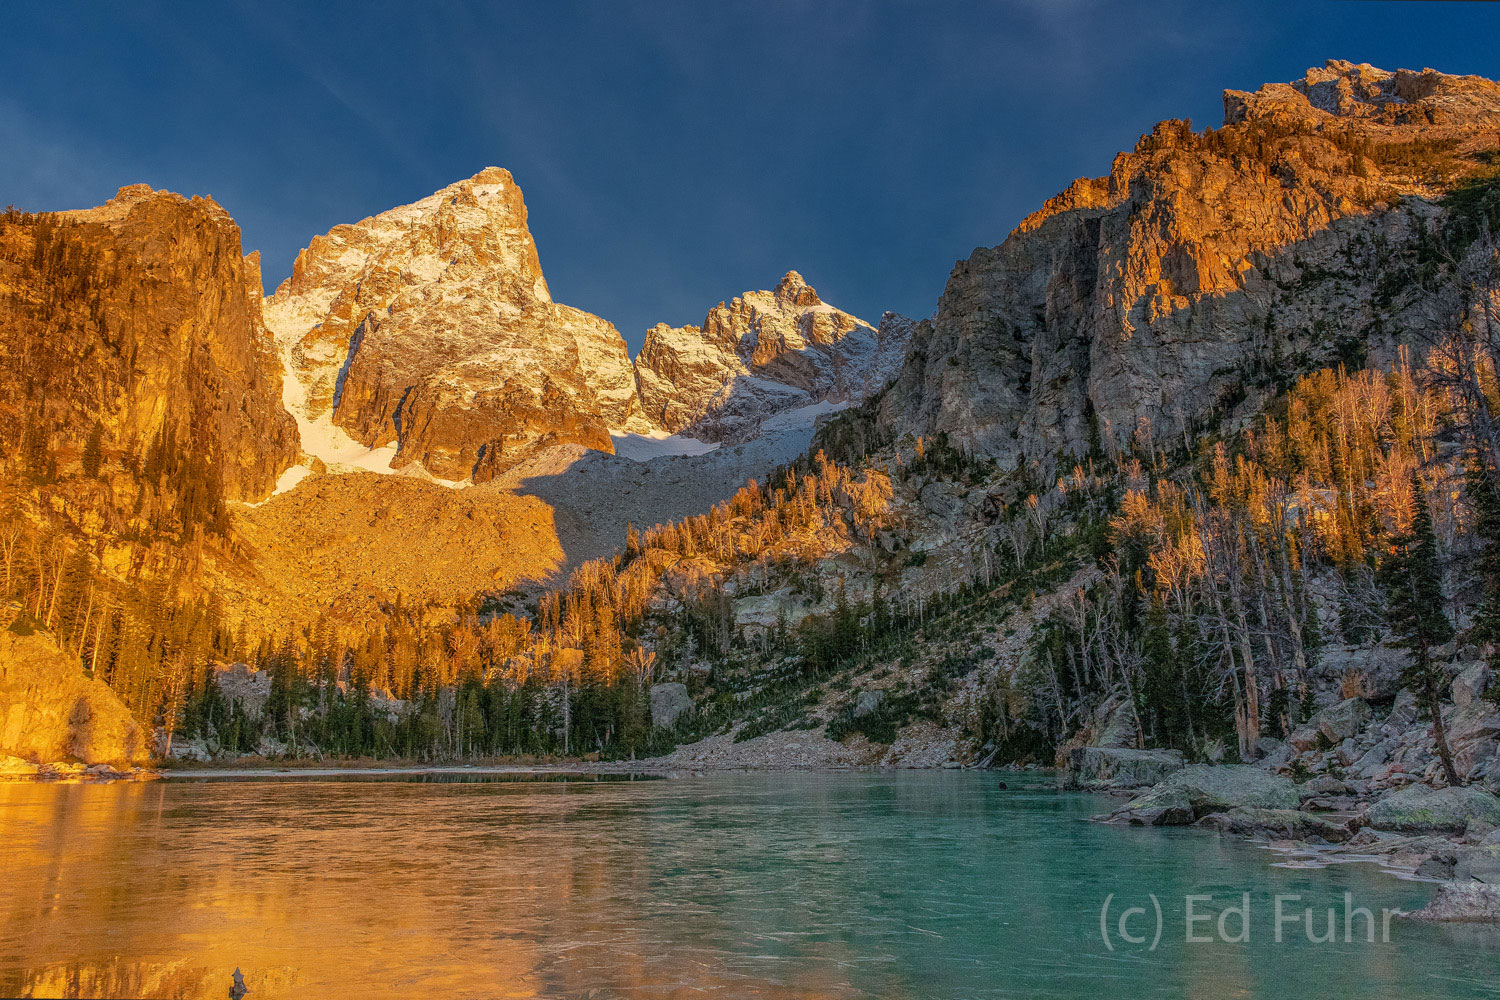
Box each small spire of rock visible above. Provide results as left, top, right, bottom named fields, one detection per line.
left=774, top=270, right=820, bottom=307
left=112, top=184, right=157, bottom=203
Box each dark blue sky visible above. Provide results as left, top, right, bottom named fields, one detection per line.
left=6, top=2, right=1498, bottom=351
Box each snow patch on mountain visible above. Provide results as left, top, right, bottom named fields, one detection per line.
left=609, top=431, right=721, bottom=462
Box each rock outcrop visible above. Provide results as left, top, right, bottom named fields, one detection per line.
left=880, top=60, right=1500, bottom=468
left=1406, top=882, right=1500, bottom=922
left=635, top=272, right=912, bottom=442
left=1064, top=746, right=1184, bottom=791
left=264, top=167, right=650, bottom=482
left=1367, top=784, right=1500, bottom=834
left=0, top=628, right=149, bottom=767
left=1105, top=764, right=1301, bottom=825
left=0, top=184, right=297, bottom=500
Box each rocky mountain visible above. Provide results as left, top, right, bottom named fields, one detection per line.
left=0, top=184, right=297, bottom=500
left=634, top=271, right=912, bottom=442
left=264, top=167, right=651, bottom=483
left=880, top=60, right=1500, bottom=468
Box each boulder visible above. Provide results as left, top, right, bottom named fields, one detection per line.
left=1090, top=699, right=1140, bottom=749
left=650, top=683, right=693, bottom=729
left=1160, top=765, right=1301, bottom=810
left=1388, top=689, right=1420, bottom=728
left=1445, top=697, right=1500, bottom=782
left=1255, top=737, right=1293, bottom=768
left=1453, top=845, right=1500, bottom=884
left=1368, top=785, right=1500, bottom=834
left=1286, top=723, right=1322, bottom=753
left=1195, top=807, right=1355, bottom=843
left=853, top=690, right=886, bottom=719
left=1065, top=746, right=1184, bottom=791
left=1351, top=737, right=1396, bottom=780
left=1416, top=851, right=1456, bottom=880
left=1318, top=645, right=1407, bottom=701
left=0, top=630, right=149, bottom=767
left=1302, top=775, right=1351, bottom=797
left=1105, top=765, right=1299, bottom=825
left=0, top=754, right=39, bottom=779
left=1453, top=663, right=1494, bottom=709
left=1113, top=787, right=1196, bottom=827
left=167, top=738, right=213, bottom=763
left=1404, top=882, right=1500, bottom=922
left=1314, top=698, right=1372, bottom=745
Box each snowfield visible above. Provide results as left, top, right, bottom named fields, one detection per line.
left=609, top=431, right=720, bottom=462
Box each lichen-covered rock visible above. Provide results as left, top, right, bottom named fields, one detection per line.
left=0, top=629, right=149, bottom=767
left=1195, top=807, right=1355, bottom=843
left=1368, top=784, right=1500, bottom=834
left=1106, top=765, right=1300, bottom=825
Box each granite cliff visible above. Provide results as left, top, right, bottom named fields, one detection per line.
left=881, top=60, right=1500, bottom=467
left=0, top=184, right=297, bottom=500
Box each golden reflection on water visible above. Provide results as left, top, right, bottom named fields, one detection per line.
left=0, top=780, right=891, bottom=1000
left=4, top=774, right=1480, bottom=1000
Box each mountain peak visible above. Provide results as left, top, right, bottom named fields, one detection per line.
left=264, top=167, right=645, bottom=483
left=635, top=272, right=906, bottom=443
left=1223, top=59, right=1500, bottom=128
left=774, top=269, right=820, bottom=308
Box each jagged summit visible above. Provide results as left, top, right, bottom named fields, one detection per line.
left=881, top=61, right=1500, bottom=468
left=633, top=272, right=912, bottom=443
left=1224, top=59, right=1500, bottom=129
left=772, top=269, right=821, bottom=308
left=264, top=167, right=648, bottom=484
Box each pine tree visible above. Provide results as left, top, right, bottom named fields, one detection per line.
left=81, top=421, right=103, bottom=478
left=1464, top=458, right=1500, bottom=669
left=1377, top=474, right=1461, bottom=786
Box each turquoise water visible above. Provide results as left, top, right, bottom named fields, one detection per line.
left=0, top=771, right=1495, bottom=998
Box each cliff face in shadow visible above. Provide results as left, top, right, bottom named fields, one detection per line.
left=880, top=61, right=1500, bottom=467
